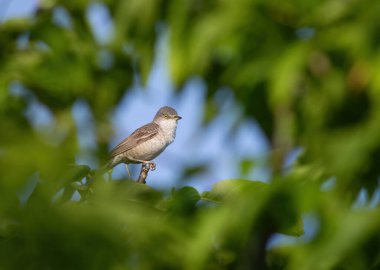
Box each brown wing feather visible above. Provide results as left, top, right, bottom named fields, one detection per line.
left=109, top=123, right=159, bottom=158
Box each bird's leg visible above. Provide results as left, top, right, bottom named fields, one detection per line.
left=137, top=160, right=155, bottom=171
left=140, top=160, right=156, bottom=171
left=125, top=164, right=131, bottom=178
left=128, top=158, right=156, bottom=171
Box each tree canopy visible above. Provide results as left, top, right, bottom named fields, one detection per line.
left=1, top=0, right=380, bottom=269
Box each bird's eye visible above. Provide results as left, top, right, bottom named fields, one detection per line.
left=163, top=113, right=169, bottom=118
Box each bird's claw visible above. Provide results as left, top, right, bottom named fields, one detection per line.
left=149, top=162, right=156, bottom=171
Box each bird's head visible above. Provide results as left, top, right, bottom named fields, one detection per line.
left=153, top=106, right=182, bottom=125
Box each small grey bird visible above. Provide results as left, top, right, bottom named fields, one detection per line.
left=106, top=106, right=182, bottom=177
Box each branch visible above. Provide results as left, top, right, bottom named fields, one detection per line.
left=137, top=164, right=150, bottom=184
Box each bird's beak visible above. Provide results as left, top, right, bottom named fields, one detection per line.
left=175, top=115, right=182, bottom=120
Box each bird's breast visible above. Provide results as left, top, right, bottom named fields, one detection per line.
left=125, top=121, right=177, bottom=162
left=158, top=121, right=177, bottom=144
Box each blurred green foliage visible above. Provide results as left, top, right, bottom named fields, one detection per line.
left=1, top=0, right=380, bottom=269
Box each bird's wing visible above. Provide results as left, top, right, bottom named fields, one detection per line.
left=109, top=122, right=160, bottom=158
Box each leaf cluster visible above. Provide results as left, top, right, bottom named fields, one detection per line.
left=1, top=0, right=380, bottom=269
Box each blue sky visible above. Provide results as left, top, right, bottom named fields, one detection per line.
left=0, top=0, right=38, bottom=21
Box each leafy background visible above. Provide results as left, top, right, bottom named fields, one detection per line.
left=1, top=0, right=380, bottom=269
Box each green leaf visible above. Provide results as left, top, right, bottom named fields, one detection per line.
left=60, top=165, right=91, bottom=184
left=279, top=217, right=304, bottom=237
left=240, top=159, right=255, bottom=177
left=201, top=179, right=268, bottom=203
left=166, top=186, right=201, bottom=215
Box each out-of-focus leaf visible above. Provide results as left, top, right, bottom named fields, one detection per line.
left=182, top=164, right=208, bottom=178
left=166, top=186, right=201, bottom=215
left=289, top=210, right=380, bottom=270
left=279, top=217, right=304, bottom=237
left=201, top=179, right=268, bottom=203
left=59, top=164, right=91, bottom=186
left=240, top=159, right=255, bottom=177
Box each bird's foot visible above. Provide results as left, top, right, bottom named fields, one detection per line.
left=149, top=162, right=156, bottom=171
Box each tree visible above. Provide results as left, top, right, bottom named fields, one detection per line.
left=0, top=0, right=379, bottom=269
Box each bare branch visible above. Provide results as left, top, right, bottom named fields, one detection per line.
left=137, top=164, right=150, bottom=184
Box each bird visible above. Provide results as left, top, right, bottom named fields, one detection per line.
left=106, top=106, right=182, bottom=178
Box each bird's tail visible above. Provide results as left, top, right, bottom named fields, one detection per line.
left=97, top=160, right=114, bottom=181
left=98, top=157, right=132, bottom=180
left=103, top=160, right=114, bottom=171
